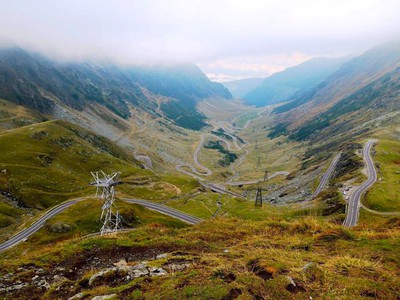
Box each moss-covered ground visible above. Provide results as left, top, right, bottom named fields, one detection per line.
left=1, top=216, right=399, bottom=299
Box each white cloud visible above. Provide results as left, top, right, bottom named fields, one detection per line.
left=0, top=0, right=399, bottom=78
left=200, top=53, right=315, bottom=81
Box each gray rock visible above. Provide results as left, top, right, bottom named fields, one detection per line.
left=151, top=268, right=167, bottom=276
left=68, top=292, right=84, bottom=300
left=47, top=222, right=74, bottom=233
left=133, top=268, right=149, bottom=277
left=285, top=276, right=306, bottom=293
left=135, top=263, right=146, bottom=269
left=89, top=270, right=106, bottom=287
left=53, top=274, right=68, bottom=283
left=88, top=263, right=167, bottom=286
left=38, top=279, right=50, bottom=290
left=148, top=267, right=158, bottom=272
left=113, top=259, right=127, bottom=267
left=55, top=267, right=66, bottom=273
left=91, top=294, right=117, bottom=300
left=302, top=262, right=315, bottom=272
left=1, top=283, right=28, bottom=292
left=286, top=276, right=296, bottom=286
left=36, top=268, right=47, bottom=275
left=166, top=263, right=191, bottom=272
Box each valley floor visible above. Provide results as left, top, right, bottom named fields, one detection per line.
left=1, top=99, right=400, bottom=300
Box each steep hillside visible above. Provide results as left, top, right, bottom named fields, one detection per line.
left=274, top=41, right=400, bottom=118
left=288, top=66, right=400, bottom=141
left=0, top=48, right=232, bottom=131
left=0, top=119, right=142, bottom=208
left=223, top=77, right=264, bottom=98
left=268, top=41, right=400, bottom=148
left=243, top=57, right=348, bottom=107
left=0, top=104, right=152, bottom=239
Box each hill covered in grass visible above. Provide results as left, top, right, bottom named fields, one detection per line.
left=0, top=110, right=154, bottom=240
left=269, top=41, right=400, bottom=144
left=1, top=216, right=399, bottom=299
left=0, top=119, right=141, bottom=208
left=0, top=48, right=232, bottom=130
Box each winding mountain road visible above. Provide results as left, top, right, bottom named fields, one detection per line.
left=193, top=134, right=213, bottom=176
left=0, top=197, right=202, bottom=252
left=176, top=121, right=288, bottom=186
left=0, top=197, right=86, bottom=252
left=311, top=153, right=341, bottom=199
left=122, top=198, right=203, bottom=225
left=343, top=140, right=377, bottom=227
left=200, top=182, right=245, bottom=198
left=225, top=171, right=290, bottom=186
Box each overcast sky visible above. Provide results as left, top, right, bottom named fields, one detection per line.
left=0, top=0, right=399, bottom=81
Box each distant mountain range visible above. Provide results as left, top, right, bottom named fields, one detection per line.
left=224, top=56, right=349, bottom=107
left=222, top=77, right=264, bottom=98
left=268, top=41, right=400, bottom=145
left=0, top=48, right=231, bottom=131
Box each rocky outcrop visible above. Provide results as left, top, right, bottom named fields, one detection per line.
left=88, top=262, right=166, bottom=287
left=91, top=294, right=117, bottom=300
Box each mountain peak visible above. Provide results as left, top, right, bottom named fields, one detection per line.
left=241, top=56, right=349, bottom=107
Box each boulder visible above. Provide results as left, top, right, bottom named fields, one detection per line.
left=68, top=292, right=84, bottom=300
left=88, top=263, right=167, bottom=287
left=91, top=294, right=117, bottom=300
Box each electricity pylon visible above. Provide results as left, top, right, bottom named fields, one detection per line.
left=243, top=186, right=269, bottom=207
left=264, top=170, right=269, bottom=181
left=255, top=186, right=263, bottom=207
left=90, top=171, right=122, bottom=234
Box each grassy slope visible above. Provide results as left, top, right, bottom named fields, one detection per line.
left=0, top=120, right=144, bottom=209
left=237, top=113, right=303, bottom=181
left=20, top=198, right=187, bottom=246
left=0, top=99, right=44, bottom=131
left=0, top=114, right=158, bottom=240
left=1, top=81, right=399, bottom=299
left=0, top=195, right=24, bottom=228
left=234, top=110, right=259, bottom=128
left=1, top=216, right=399, bottom=299
left=364, top=137, right=400, bottom=212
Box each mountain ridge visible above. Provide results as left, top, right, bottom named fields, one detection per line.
left=0, top=47, right=232, bottom=131
left=268, top=41, right=400, bottom=147
left=242, top=56, right=349, bottom=107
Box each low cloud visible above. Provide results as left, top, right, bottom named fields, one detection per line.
left=0, top=0, right=399, bottom=78
left=200, top=53, right=314, bottom=81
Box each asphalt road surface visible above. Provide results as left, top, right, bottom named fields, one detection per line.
left=343, top=140, right=377, bottom=227
left=0, top=197, right=86, bottom=252
left=121, top=198, right=203, bottom=225
left=311, top=153, right=341, bottom=199
left=200, top=182, right=245, bottom=199
left=0, top=197, right=202, bottom=252
left=226, top=171, right=290, bottom=186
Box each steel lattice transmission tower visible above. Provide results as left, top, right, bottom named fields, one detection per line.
left=90, top=171, right=122, bottom=234
left=255, top=186, right=263, bottom=207
left=264, top=170, right=269, bottom=181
